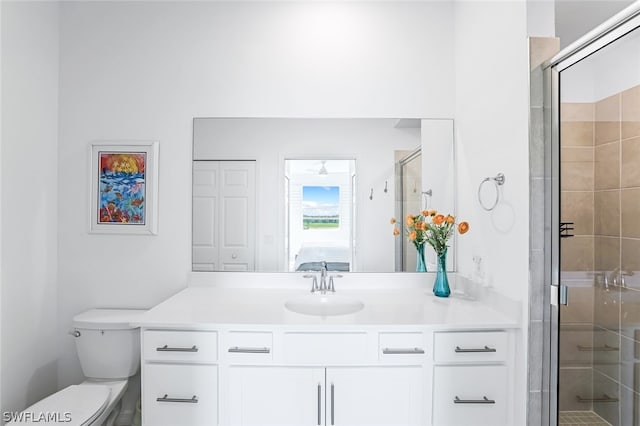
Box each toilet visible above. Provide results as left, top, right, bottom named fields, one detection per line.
left=13, top=309, right=146, bottom=426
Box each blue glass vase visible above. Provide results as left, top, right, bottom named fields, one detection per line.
left=416, top=244, right=427, bottom=272
left=433, top=249, right=450, bottom=297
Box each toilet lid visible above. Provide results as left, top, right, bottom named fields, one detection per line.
left=14, top=385, right=110, bottom=426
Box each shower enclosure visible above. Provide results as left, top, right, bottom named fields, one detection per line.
left=395, top=148, right=422, bottom=272
left=545, top=5, right=640, bottom=425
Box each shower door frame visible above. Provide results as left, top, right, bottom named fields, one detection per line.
left=543, top=4, right=640, bottom=425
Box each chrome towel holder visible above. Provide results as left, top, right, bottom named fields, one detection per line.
left=478, top=173, right=505, bottom=211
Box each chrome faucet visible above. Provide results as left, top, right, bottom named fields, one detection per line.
left=304, top=261, right=341, bottom=294
left=319, top=261, right=328, bottom=293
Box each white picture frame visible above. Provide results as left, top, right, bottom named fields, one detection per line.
left=89, top=141, right=159, bottom=235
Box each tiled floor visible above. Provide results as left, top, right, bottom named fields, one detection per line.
left=559, top=411, right=611, bottom=425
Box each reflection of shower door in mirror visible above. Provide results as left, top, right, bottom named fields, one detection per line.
left=396, top=149, right=422, bottom=272
left=550, top=15, right=640, bottom=426
left=192, top=161, right=256, bottom=271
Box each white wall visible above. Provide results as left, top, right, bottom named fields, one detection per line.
left=454, top=0, right=530, bottom=302
left=555, top=0, right=635, bottom=48
left=57, top=0, right=455, bottom=389
left=453, top=2, right=530, bottom=421
left=1, top=0, right=59, bottom=414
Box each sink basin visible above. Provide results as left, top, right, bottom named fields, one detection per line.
left=285, top=293, right=364, bottom=316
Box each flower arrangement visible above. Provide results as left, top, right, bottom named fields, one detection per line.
left=391, top=210, right=469, bottom=256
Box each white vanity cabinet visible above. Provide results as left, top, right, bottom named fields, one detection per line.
left=141, top=328, right=515, bottom=426
left=137, top=286, right=519, bottom=426
left=431, top=331, right=513, bottom=426
left=141, top=330, right=219, bottom=426
left=226, top=366, right=424, bottom=426
left=224, top=331, right=426, bottom=426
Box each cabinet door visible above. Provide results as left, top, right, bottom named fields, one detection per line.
left=227, top=366, right=325, bottom=426
left=432, top=365, right=508, bottom=426
left=143, top=363, right=218, bottom=426
left=326, top=367, right=424, bottom=426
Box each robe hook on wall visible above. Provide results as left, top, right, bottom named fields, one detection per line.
left=422, top=189, right=432, bottom=210
left=369, top=188, right=374, bottom=200
left=384, top=181, right=388, bottom=193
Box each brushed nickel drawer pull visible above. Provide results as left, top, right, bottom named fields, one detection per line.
left=454, top=345, right=496, bottom=353
left=228, top=346, right=270, bottom=354
left=317, top=383, right=322, bottom=425
left=454, top=396, right=495, bottom=404
left=330, top=383, right=335, bottom=425
left=157, top=394, right=199, bottom=403
left=156, top=345, right=199, bottom=352
left=382, top=347, right=425, bottom=355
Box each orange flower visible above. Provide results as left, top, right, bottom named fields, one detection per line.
left=446, top=215, right=454, bottom=224
left=433, top=214, right=445, bottom=225
left=422, top=210, right=429, bottom=216
left=405, top=215, right=415, bottom=226
left=458, top=221, right=470, bottom=234
left=430, top=210, right=437, bottom=216
left=393, top=227, right=400, bottom=236
left=415, top=221, right=426, bottom=231
left=408, top=231, right=417, bottom=241
left=390, top=217, right=396, bottom=224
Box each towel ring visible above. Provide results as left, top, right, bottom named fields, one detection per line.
left=478, top=173, right=505, bottom=211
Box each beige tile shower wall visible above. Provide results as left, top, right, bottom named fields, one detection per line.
left=621, top=85, right=640, bottom=273
left=586, top=85, right=640, bottom=274
left=561, top=102, right=594, bottom=271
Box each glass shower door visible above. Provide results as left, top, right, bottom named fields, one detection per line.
left=557, top=25, right=640, bottom=426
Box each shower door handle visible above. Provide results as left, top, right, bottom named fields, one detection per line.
left=559, top=284, right=568, bottom=305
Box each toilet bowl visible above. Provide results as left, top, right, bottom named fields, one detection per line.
left=12, top=309, right=146, bottom=425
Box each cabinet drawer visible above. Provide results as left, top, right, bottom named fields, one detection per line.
left=283, top=332, right=368, bottom=364
left=224, top=331, right=273, bottom=363
left=432, top=365, right=508, bottom=426
left=143, top=363, right=218, bottom=426
left=434, top=331, right=507, bottom=363
left=378, top=332, right=426, bottom=361
left=144, top=330, right=218, bottom=363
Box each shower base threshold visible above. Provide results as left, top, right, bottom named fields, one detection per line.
left=559, top=411, right=611, bottom=426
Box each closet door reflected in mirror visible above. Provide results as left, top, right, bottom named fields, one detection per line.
left=192, top=161, right=256, bottom=271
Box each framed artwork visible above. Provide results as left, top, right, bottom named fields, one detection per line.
left=89, top=141, right=159, bottom=234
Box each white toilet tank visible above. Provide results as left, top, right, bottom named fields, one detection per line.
left=72, top=309, right=147, bottom=380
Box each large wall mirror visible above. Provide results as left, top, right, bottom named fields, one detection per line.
left=192, top=118, right=454, bottom=273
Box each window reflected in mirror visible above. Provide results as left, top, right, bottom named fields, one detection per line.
left=285, top=159, right=356, bottom=272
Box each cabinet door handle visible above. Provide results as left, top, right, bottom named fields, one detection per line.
left=156, top=345, right=198, bottom=352
left=156, top=394, right=199, bottom=403
left=227, top=346, right=270, bottom=354
left=330, top=383, right=335, bottom=425
left=454, top=396, right=495, bottom=404
left=454, top=345, right=496, bottom=353
left=382, top=347, right=425, bottom=355
left=317, top=383, right=322, bottom=425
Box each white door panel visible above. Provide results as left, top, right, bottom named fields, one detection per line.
left=192, top=161, right=255, bottom=271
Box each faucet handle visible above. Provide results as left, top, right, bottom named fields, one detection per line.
left=328, top=274, right=343, bottom=292
left=303, top=274, right=319, bottom=293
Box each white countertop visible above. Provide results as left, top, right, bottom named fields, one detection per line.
left=133, top=286, right=519, bottom=330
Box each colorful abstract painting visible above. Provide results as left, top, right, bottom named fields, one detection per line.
left=98, top=152, right=146, bottom=224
